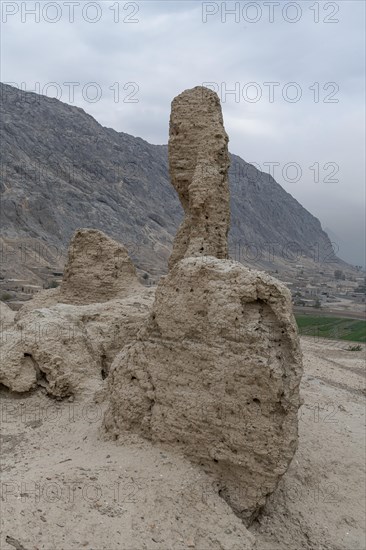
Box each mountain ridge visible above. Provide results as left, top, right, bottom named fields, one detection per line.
left=0, top=82, right=341, bottom=283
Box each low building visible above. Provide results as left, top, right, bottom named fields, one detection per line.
left=22, top=284, right=42, bottom=295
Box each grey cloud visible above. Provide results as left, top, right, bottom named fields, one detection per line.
left=2, top=0, right=365, bottom=265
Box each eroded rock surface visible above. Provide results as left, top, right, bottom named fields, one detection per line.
left=17, top=228, right=144, bottom=317
left=104, top=257, right=303, bottom=523
left=59, top=228, right=141, bottom=304
left=0, top=306, right=100, bottom=396
left=104, top=88, right=303, bottom=523
left=0, top=292, right=154, bottom=398
left=168, top=86, right=230, bottom=269
left=0, top=301, right=15, bottom=328
left=0, top=230, right=154, bottom=397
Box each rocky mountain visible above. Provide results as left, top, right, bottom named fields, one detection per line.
left=0, top=82, right=338, bottom=283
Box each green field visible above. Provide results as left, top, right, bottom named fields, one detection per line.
left=296, top=315, right=366, bottom=343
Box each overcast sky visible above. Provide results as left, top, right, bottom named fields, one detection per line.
left=2, top=0, right=365, bottom=266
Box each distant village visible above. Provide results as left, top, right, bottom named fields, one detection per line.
left=1, top=257, right=365, bottom=316
left=0, top=266, right=63, bottom=309
left=273, top=264, right=366, bottom=316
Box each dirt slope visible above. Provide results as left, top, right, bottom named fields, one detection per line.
left=1, top=338, right=364, bottom=550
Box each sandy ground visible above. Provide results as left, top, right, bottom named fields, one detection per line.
left=1, top=337, right=365, bottom=550
left=252, top=337, right=366, bottom=550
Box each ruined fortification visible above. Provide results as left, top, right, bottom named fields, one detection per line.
left=0, top=86, right=303, bottom=525
left=104, top=86, right=303, bottom=523
left=168, top=86, right=230, bottom=268
left=0, top=229, right=154, bottom=397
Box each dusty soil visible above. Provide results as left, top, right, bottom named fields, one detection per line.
left=252, top=337, right=366, bottom=550
left=1, top=337, right=365, bottom=550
